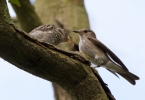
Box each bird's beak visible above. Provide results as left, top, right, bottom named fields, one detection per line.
left=67, top=36, right=74, bottom=46
left=73, top=30, right=80, bottom=33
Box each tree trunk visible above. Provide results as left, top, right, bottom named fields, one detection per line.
left=52, top=83, right=71, bottom=100
left=11, top=0, right=42, bottom=32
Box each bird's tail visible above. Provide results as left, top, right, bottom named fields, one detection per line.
left=118, top=72, right=139, bottom=85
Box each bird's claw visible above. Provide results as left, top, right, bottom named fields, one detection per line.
left=93, top=65, right=100, bottom=68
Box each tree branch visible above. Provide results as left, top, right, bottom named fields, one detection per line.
left=0, top=22, right=108, bottom=100
left=0, top=0, right=115, bottom=100
left=11, top=0, right=42, bottom=32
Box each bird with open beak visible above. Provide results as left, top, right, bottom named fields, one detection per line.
left=29, top=24, right=73, bottom=46
left=73, top=28, right=139, bottom=85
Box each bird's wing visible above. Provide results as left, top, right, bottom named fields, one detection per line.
left=107, top=69, right=119, bottom=78
left=29, top=31, right=44, bottom=39
left=29, top=24, right=56, bottom=39
left=29, top=24, right=55, bottom=33
left=88, top=37, right=129, bottom=71
left=95, top=66, right=119, bottom=78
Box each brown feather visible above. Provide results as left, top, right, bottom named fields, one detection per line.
left=88, top=37, right=129, bottom=71
left=107, top=69, right=119, bottom=78
left=117, top=73, right=136, bottom=85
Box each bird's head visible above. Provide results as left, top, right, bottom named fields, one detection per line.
left=57, top=28, right=74, bottom=45
left=73, top=28, right=96, bottom=39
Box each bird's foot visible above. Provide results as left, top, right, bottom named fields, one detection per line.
left=93, top=65, right=100, bottom=68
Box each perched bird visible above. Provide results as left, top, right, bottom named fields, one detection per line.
left=29, top=24, right=73, bottom=45
left=73, top=28, right=139, bottom=85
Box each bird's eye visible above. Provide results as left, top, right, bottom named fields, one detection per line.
left=84, top=30, right=87, bottom=33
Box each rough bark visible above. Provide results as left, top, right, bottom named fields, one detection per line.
left=0, top=0, right=111, bottom=100
left=11, top=0, right=42, bottom=32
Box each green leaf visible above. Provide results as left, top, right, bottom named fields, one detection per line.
left=9, top=0, right=21, bottom=7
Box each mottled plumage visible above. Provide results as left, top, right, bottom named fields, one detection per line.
left=73, top=28, right=139, bottom=85
left=29, top=24, right=73, bottom=45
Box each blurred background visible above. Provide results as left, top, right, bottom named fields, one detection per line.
left=0, top=0, right=144, bottom=100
